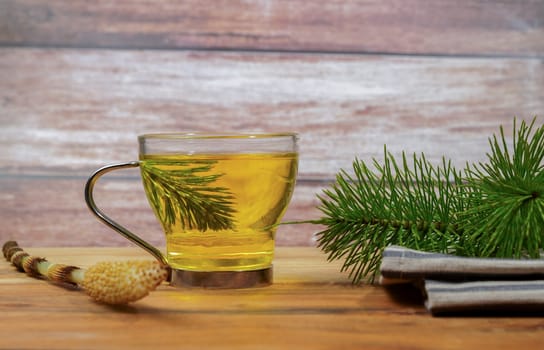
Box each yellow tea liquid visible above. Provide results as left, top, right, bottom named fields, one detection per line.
left=139, top=152, right=298, bottom=271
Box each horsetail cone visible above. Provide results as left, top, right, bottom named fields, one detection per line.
left=82, top=260, right=168, bottom=304
left=3, top=241, right=169, bottom=305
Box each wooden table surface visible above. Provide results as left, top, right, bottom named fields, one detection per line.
left=1, top=247, right=543, bottom=350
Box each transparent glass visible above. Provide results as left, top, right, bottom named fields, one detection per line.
left=86, top=133, right=298, bottom=274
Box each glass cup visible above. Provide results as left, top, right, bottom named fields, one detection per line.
left=85, top=133, right=298, bottom=288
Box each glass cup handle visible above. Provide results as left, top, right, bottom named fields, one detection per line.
left=84, top=161, right=168, bottom=266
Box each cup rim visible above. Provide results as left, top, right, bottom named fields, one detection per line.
left=138, top=132, right=298, bottom=140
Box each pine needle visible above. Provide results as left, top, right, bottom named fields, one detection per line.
left=314, top=149, right=465, bottom=283
left=459, top=118, right=544, bottom=258
left=312, top=117, right=544, bottom=283
left=140, top=159, right=236, bottom=232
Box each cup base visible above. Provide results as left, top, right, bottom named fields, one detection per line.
left=169, top=267, right=273, bottom=289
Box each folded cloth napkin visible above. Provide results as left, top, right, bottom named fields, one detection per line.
left=379, top=245, right=544, bottom=315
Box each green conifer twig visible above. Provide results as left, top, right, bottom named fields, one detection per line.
left=140, top=159, right=236, bottom=232
left=311, top=150, right=465, bottom=283
left=458, top=118, right=544, bottom=258
left=310, top=118, right=543, bottom=283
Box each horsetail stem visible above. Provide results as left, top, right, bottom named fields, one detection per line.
left=2, top=240, right=168, bottom=304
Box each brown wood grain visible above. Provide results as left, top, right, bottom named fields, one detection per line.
left=0, top=176, right=324, bottom=247
left=1, top=0, right=543, bottom=57
left=2, top=247, right=544, bottom=350
left=1, top=48, right=542, bottom=178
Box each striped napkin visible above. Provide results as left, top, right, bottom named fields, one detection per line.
left=379, top=245, right=544, bottom=315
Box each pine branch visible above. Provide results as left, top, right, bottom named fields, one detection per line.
left=314, top=149, right=466, bottom=283
left=312, top=117, right=544, bottom=283
left=459, top=118, right=544, bottom=258
left=140, top=159, right=236, bottom=232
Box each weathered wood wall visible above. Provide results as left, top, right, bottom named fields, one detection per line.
left=1, top=0, right=543, bottom=248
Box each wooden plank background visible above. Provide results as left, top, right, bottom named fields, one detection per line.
left=1, top=0, right=543, bottom=249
